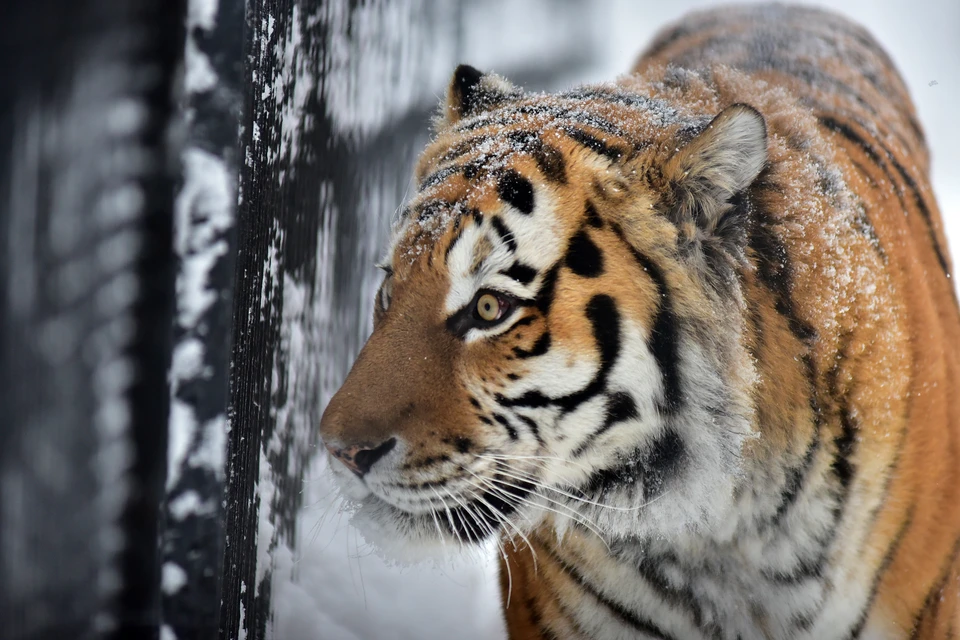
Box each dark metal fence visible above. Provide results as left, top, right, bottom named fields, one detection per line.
left=0, top=1, right=596, bottom=638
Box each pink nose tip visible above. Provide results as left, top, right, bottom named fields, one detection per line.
left=325, top=438, right=397, bottom=477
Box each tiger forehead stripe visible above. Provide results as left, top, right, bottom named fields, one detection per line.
left=505, top=130, right=568, bottom=184
left=497, top=170, right=535, bottom=214
left=455, top=100, right=628, bottom=137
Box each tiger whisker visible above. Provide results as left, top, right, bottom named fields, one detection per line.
left=436, top=483, right=517, bottom=605
left=479, top=452, right=596, bottom=474
left=465, top=468, right=612, bottom=553
left=486, top=464, right=661, bottom=514
left=437, top=483, right=497, bottom=546
left=461, top=471, right=540, bottom=574
left=429, top=486, right=467, bottom=549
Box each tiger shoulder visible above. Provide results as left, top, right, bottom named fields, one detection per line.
left=319, top=4, right=960, bottom=639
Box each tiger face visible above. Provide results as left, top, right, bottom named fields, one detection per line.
left=319, top=65, right=768, bottom=556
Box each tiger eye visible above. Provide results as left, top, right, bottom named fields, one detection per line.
left=476, top=293, right=500, bottom=321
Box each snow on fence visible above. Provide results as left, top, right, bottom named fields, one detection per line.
left=0, top=1, right=596, bottom=638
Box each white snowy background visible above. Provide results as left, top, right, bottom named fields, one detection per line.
left=277, top=2, right=960, bottom=639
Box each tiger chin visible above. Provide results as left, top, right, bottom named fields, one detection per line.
left=320, top=4, right=960, bottom=639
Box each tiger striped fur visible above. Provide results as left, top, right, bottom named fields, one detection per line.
left=319, top=4, right=960, bottom=638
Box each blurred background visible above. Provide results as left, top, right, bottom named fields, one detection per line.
left=0, top=1, right=955, bottom=639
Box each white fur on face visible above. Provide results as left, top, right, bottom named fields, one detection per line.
left=444, top=185, right=562, bottom=318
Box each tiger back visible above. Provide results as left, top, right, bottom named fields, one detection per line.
left=318, top=4, right=960, bottom=639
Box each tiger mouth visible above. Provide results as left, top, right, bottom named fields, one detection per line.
left=335, top=461, right=544, bottom=547
left=376, top=478, right=538, bottom=545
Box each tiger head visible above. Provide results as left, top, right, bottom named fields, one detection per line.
left=319, top=65, right=768, bottom=557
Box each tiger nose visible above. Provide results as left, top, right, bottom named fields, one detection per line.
left=325, top=437, right=398, bottom=477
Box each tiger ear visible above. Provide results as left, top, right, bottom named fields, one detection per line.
left=663, top=104, right=767, bottom=243
left=442, top=64, right=522, bottom=127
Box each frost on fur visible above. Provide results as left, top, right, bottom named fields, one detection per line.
left=441, top=64, right=523, bottom=128
left=664, top=104, right=767, bottom=251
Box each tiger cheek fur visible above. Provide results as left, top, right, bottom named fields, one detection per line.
left=319, top=4, right=960, bottom=639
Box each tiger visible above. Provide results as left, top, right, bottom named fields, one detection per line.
left=318, top=4, right=960, bottom=639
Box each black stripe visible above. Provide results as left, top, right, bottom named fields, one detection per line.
left=443, top=214, right=466, bottom=263
left=587, top=295, right=620, bottom=369
left=883, top=143, right=950, bottom=274
left=500, top=262, right=537, bottom=285
left=513, top=332, right=551, bottom=359
left=516, top=414, right=542, bottom=444
left=444, top=473, right=534, bottom=543
left=439, top=133, right=493, bottom=164
left=493, top=413, right=519, bottom=440
left=612, top=224, right=683, bottom=413
left=457, top=103, right=626, bottom=138
left=490, top=216, right=517, bottom=252
left=502, top=315, right=535, bottom=335
left=535, top=264, right=560, bottom=315
left=748, top=199, right=818, bottom=344
left=842, top=504, right=916, bottom=639
left=413, top=199, right=453, bottom=223
left=506, top=131, right=568, bottom=184
left=818, top=116, right=950, bottom=277
left=635, top=550, right=718, bottom=636
left=909, top=535, right=960, bottom=639
left=563, top=127, right=626, bottom=163
left=565, top=229, right=604, bottom=278
left=531, top=141, right=567, bottom=184
left=529, top=560, right=588, bottom=639
left=496, top=294, right=620, bottom=414
left=585, top=428, right=685, bottom=500
left=498, top=169, right=535, bottom=214
left=849, top=159, right=879, bottom=188
left=585, top=200, right=604, bottom=228
left=572, top=392, right=639, bottom=457
left=851, top=200, right=886, bottom=262
left=538, top=536, right=678, bottom=640
left=771, top=430, right=821, bottom=524
left=832, top=406, right=857, bottom=489
left=402, top=453, right=450, bottom=471
left=419, top=163, right=462, bottom=191
left=768, top=354, right=824, bottom=528
left=826, top=330, right=858, bottom=492
left=762, top=550, right=828, bottom=585
left=558, top=88, right=680, bottom=127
